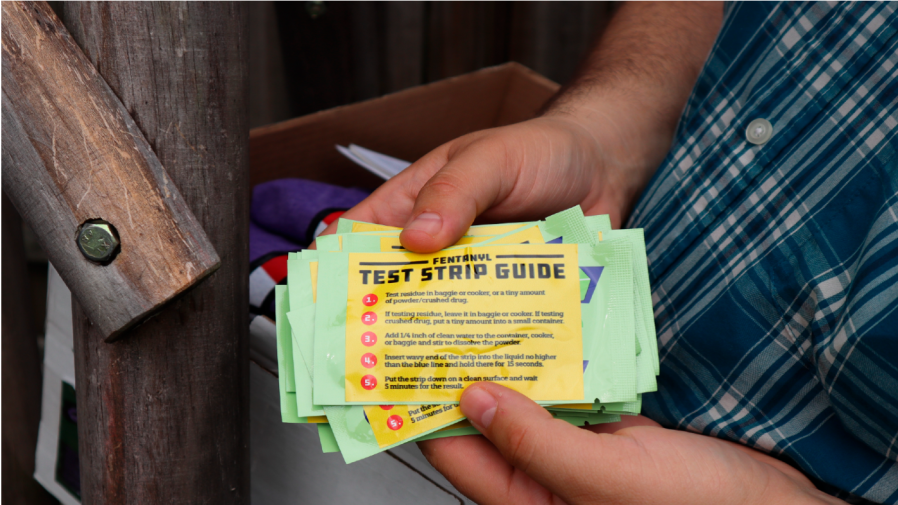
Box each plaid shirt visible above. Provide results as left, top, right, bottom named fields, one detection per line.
left=628, top=2, right=898, bottom=503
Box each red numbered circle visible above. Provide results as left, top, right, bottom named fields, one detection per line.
left=362, top=312, right=377, bottom=325
left=361, top=375, right=377, bottom=390
left=361, top=332, right=377, bottom=346
left=387, top=415, right=404, bottom=431
left=361, top=353, right=377, bottom=368
left=363, top=294, right=378, bottom=306
left=379, top=405, right=393, bottom=411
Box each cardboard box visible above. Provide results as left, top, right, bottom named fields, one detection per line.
left=249, top=62, right=560, bottom=188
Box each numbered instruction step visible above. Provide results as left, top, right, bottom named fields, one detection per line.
left=382, top=310, right=566, bottom=325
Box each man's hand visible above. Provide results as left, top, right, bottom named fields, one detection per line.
left=320, top=115, right=628, bottom=252
left=419, top=383, right=843, bottom=505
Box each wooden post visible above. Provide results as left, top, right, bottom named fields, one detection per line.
left=2, top=2, right=221, bottom=341
left=63, top=3, right=250, bottom=503
left=2, top=194, right=57, bottom=505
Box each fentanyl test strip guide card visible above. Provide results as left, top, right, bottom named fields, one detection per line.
left=277, top=204, right=658, bottom=463
left=343, top=244, right=584, bottom=403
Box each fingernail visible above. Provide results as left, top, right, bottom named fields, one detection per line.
left=405, top=212, right=442, bottom=237
left=461, top=386, right=498, bottom=431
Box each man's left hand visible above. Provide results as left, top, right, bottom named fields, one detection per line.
left=419, top=382, right=843, bottom=505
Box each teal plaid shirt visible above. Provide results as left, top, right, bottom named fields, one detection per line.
left=628, top=2, right=898, bottom=503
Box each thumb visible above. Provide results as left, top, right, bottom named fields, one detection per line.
left=460, top=382, right=637, bottom=502
left=399, top=139, right=509, bottom=253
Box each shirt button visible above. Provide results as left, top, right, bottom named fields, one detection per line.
left=746, top=118, right=773, bottom=145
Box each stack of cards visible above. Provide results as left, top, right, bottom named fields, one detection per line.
left=276, top=205, right=658, bottom=463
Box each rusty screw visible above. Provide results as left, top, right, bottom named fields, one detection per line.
left=77, top=221, right=120, bottom=263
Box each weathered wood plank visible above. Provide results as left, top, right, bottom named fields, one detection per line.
left=260, top=2, right=613, bottom=118
left=509, top=2, right=612, bottom=85
left=2, top=194, right=57, bottom=505
left=275, top=1, right=358, bottom=116
left=63, top=2, right=250, bottom=503
left=383, top=2, right=425, bottom=93
left=425, top=2, right=512, bottom=82
left=1, top=1, right=220, bottom=341
left=348, top=2, right=383, bottom=102
left=248, top=1, right=291, bottom=129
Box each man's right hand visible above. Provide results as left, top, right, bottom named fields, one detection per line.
left=322, top=113, right=637, bottom=253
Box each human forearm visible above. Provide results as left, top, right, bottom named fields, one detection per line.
left=545, top=2, right=723, bottom=218
left=323, top=3, right=724, bottom=250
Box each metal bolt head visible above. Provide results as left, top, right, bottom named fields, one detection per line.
left=77, top=221, right=120, bottom=263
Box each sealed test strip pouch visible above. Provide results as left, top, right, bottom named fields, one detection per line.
left=284, top=205, right=652, bottom=463
left=535, top=206, right=639, bottom=403
left=600, top=229, right=659, bottom=394
left=313, top=210, right=639, bottom=406
left=275, top=286, right=307, bottom=423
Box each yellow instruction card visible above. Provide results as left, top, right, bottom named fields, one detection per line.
left=350, top=222, right=402, bottom=233
left=344, top=244, right=584, bottom=403
left=364, top=404, right=466, bottom=447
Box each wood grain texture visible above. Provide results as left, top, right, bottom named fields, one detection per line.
left=63, top=2, right=250, bottom=503
left=425, top=2, right=512, bottom=82
left=2, top=194, right=58, bottom=505
left=1, top=1, right=220, bottom=341
left=248, top=2, right=290, bottom=129
left=274, top=1, right=431, bottom=117
left=275, top=1, right=359, bottom=117
left=509, top=2, right=612, bottom=85
left=384, top=2, right=425, bottom=92
left=265, top=2, right=610, bottom=119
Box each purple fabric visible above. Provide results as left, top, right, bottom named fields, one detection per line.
left=249, top=222, right=300, bottom=264
left=251, top=178, right=370, bottom=246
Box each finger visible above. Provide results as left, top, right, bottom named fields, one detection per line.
left=418, top=435, right=560, bottom=505
left=460, top=382, right=645, bottom=504
left=460, top=383, right=823, bottom=505
left=400, top=138, right=514, bottom=253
